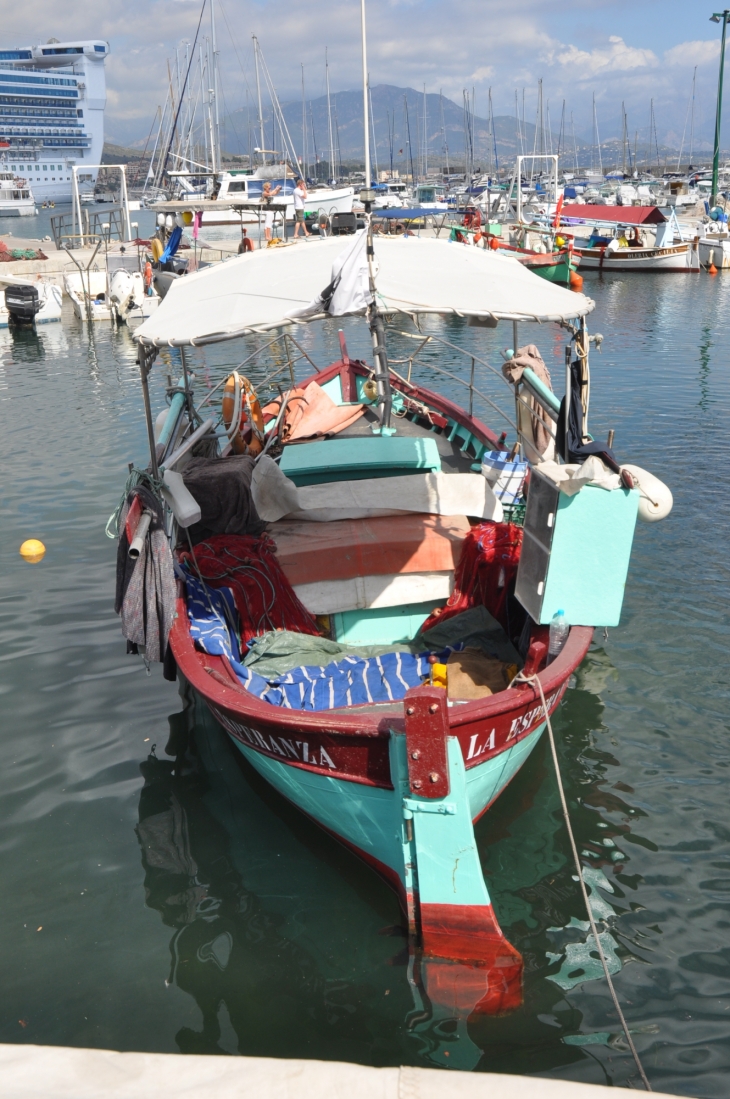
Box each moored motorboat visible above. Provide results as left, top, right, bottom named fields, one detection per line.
left=111, top=231, right=672, bottom=1017
left=63, top=270, right=112, bottom=322
left=0, top=276, right=62, bottom=325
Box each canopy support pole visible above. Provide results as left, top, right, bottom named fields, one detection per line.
left=368, top=305, right=394, bottom=435
left=138, top=345, right=161, bottom=481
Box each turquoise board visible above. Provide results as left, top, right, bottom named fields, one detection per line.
left=332, top=600, right=442, bottom=646
left=280, top=435, right=441, bottom=486
left=542, top=486, right=638, bottom=626
left=517, top=471, right=639, bottom=627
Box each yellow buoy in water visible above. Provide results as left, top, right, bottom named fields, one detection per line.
left=20, top=538, right=46, bottom=563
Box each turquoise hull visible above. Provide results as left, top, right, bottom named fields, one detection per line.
left=231, top=725, right=544, bottom=902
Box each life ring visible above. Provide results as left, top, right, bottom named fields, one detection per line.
left=221, top=372, right=265, bottom=456
left=393, top=221, right=406, bottom=235
left=151, top=237, right=164, bottom=262
left=143, top=262, right=153, bottom=291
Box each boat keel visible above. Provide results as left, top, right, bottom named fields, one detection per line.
left=399, top=687, right=523, bottom=1012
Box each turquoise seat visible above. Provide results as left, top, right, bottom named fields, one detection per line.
left=280, top=436, right=442, bottom=486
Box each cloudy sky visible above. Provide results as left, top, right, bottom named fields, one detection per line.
left=1, top=0, right=725, bottom=149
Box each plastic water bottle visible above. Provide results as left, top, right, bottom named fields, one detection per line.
left=548, top=610, right=569, bottom=663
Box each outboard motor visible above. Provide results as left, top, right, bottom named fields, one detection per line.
left=4, top=284, right=40, bottom=324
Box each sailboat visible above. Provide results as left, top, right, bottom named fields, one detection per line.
left=114, top=1, right=672, bottom=1017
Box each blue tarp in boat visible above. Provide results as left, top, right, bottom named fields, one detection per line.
left=185, top=573, right=458, bottom=711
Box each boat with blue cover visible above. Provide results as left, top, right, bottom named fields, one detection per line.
left=113, top=202, right=672, bottom=1018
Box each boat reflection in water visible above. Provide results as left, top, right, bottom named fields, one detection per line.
left=135, top=650, right=641, bottom=1077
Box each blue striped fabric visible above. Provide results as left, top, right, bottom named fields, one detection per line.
left=184, top=573, right=459, bottom=711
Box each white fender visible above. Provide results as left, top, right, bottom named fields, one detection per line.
left=621, top=464, right=673, bottom=522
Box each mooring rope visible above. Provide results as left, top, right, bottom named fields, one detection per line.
left=514, top=670, right=652, bottom=1092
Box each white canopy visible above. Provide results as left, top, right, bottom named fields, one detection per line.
left=135, top=232, right=594, bottom=347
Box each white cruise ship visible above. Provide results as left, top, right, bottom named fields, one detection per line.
left=0, top=39, right=107, bottom=204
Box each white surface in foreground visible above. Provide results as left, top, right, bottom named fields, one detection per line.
left=0, top=1044, right=677, bottom=1099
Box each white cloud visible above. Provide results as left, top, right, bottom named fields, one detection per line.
left=664, top=39, right=720, bottom=68
left=546, top=35, right=658, bottom=77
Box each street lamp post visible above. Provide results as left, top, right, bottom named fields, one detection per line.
left=711, top=10, right=730, bottom=206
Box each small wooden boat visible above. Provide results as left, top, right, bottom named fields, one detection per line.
left=557, top=203, right=701, bottom=272
left=116, top=233, right=669, bottom=1016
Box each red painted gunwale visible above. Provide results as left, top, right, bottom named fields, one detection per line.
left=170, top=360, right=593, bottom=785
left=171, top=601, right=592, bottom=788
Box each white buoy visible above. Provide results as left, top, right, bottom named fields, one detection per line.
left=621, top=464, right=673, bottom=522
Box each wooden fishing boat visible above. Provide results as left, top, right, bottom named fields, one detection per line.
left=116, top=231, right=670, bottom=1017
left=556, top=204, right=701, bottom=272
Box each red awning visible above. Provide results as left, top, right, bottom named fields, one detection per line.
left=559, top=204, right=666, bottom=225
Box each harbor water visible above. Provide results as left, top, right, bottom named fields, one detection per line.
left=0, top=235, right=729, bottom=1096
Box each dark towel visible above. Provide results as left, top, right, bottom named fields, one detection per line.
left=556, top=359, right=620, bottom=472
left=181, top=455, right=266, bottom=545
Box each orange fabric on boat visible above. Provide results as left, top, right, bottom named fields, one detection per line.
left=263, top=380, right=364, bottom=442
left=269, top=513, right=470, bottom=587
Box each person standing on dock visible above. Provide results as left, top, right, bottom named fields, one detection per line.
left=262, top=181, right=282, bottom=242
left=292, top=178, right=310, bottom=239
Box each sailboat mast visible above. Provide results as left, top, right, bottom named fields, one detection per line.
left=622, top=102, right=627, bottom=175
left=423, top=84, right=428, bottom=177
left=253, top=36, right=265, bottom=164
left=301, top=64, right=307, bottom=181
left=689, top=65, right=696, bottom=167
left=326, top=49, right=335, bottom=182
left=369, top=78, right=379, bottom=179
left=440, top=90, right=449, bottom=176
left=359, top=0, right=371, bottom=186
left=209, top=0, right=221, bottom=171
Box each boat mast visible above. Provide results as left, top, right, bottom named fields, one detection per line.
left=571, top=111, right=578, bottom=173
left=689, top=65, right=696, bottom=167
left=205, top=38, right=217, bottom=174
left=369, top=78, right=379, bottom=180
left=310, top=103, right=319, bottom=179
left=440, top=91, right=449, bottom=176
left=491, top=89, right=499, bottom=175
left=592, top=93, right=603, bottom=176
left=253, top=36, right=265, bottom=165
left=326, top=49, right=335, bottom=182
left=209, top=0, right=221, bottom=172
left=301, top=64, right=307, bottom=181
left=404, top=94, right=415, bottom=185
left=621, top=102, right=627, bottom=175
left=557, top=99, right=565, bottom=165
left=360, top=0, right=391, bottom=435
left=423, top=84, right=428, bottom=178
left=677, top=68, right=696, bottom=171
